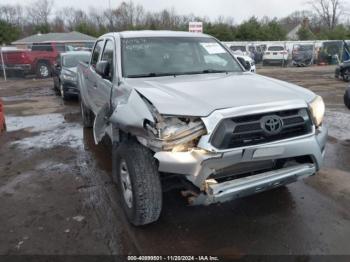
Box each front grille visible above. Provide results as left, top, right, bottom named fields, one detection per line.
left=211, top=108, right=313, bottom=150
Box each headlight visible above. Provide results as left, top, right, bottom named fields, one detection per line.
left=62, top=74, right=76, bottom=82
left=145, top=116, right=207, bottom=151
left=309, top=95, right=325, bottom=127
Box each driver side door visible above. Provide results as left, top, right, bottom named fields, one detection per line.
left=93, top=38, right=115, bottom=110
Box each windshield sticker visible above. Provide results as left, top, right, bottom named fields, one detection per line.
left=200, top=43, right=226, bottom=54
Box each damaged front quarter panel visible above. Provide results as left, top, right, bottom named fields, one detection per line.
left=108, top=89, right=156, bottom=140
left=105, top=88, right=206, bottom=153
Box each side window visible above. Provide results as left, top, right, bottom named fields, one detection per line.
left=101, top=40, right=115, bottom=79
left=32, top=43, right=53, bottom=52
left=91, top=40, right=104, bottom=68
left=55, top=44, right=66, bottom=52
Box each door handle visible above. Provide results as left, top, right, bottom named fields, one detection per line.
left=93, top=83, right=97, bottom=89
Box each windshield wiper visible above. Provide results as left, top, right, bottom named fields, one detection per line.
left=126, top=70, right=232, bottom=78
left=126, top=72, right=176, bottom=78
left=178, top=69, right=231, bottom=75
left=201, top=69, right=229, bottom=74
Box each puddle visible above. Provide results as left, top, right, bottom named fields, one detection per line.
left=12, top=124, right=83, bottom=150
left=5, top=112, right=85, bottom=150
left=35, top=161, right=72, bottom=172
left=0, top=172, right=34, bottom=195
left=324, top=110, right=350, bottom=141
left=5, top=114, right=65, bottom=132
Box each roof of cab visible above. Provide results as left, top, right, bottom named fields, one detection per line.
left=104, top=30, right=211, bottom=39
left=61, top=51, right=91, bottom=57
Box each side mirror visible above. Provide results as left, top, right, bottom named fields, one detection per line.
left=244, top=61, right=251, bottom=71
left=96, top=61, right=111, bottom=80
left=237, top=57, right=251, bottom=71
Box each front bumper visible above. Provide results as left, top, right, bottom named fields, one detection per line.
left=263, top=59, right=288, bottom=64
left=0, top=64, right=31, bottom=74
left=191, top=163, right=316, bottom=205
left=155, top=126, right=327, bottom=205
left=62, top=81, right=79, bottom=95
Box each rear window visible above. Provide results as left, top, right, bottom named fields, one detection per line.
left=63, top=54, right=91, bottom=68
left=299, top=45, right=314, bottom=51
left=230, top=46, right=246, bottom=52
left=31, top=43, right=53, bottom=52
left=55, top=44, right=66, bottom=52
left=268, top=46, right=284, bottom=51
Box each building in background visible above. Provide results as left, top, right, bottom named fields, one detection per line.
left=12, top=31, right=96, bottom=50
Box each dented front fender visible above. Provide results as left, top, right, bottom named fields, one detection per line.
left=109, top=89, right=155, bottom=138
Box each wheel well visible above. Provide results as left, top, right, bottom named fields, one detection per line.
left=36, top=60, right=50, bottom=70
left=119, top=130, right=135, bottom=143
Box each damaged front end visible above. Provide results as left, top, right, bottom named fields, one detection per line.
left=105, top=89, right=207, bottom=153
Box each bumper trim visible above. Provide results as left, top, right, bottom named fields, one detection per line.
left=190, top=163, right=316, bottom=205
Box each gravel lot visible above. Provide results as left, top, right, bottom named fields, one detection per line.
left=0, top=66, right=350, bottom=256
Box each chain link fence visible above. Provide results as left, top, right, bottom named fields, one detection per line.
left=1, top=40, right=349, bottom=81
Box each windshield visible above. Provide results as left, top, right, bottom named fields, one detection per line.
left=121, top=37, right=243, bottom=78
left=268, top=46, right=285, bottom=51
left=63, top=54, right=90, bottom=68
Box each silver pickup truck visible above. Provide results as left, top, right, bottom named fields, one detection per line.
left=78, top=31, right=327, bottom=226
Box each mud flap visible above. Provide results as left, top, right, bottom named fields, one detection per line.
left=93, top=103, right=111, bottom=144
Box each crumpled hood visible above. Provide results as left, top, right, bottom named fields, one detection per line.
left=126, top=73, right=315, bottom=116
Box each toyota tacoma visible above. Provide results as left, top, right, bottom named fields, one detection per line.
left=77, top=31, right=327, bottom=226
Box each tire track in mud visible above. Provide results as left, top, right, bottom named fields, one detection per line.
left=75, top=143, right=139, bottom=255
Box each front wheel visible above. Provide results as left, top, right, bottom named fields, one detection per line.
left=342, top=69, right=350, bottom=82
left=36, top=62, right=51, bottom=78
left=344, top=87, right=350, bottom=109
left=60, top=83, right=70, bottom=101
left=112, top=140, right=162, bottom=226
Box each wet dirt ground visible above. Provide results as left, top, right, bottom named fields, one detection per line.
left=0, top=66, right=350, bottom=256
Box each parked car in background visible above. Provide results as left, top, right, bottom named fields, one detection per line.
left=318, top=41, right=343, bottom=65
left=0, top=42, right=73, bottom=78
left=229, top=45, right=251, bottom=57
left=263, top=45, right=289, bottom=66
left=234, top=54, right=256, bottom=73
left=292, top=44, right=314, bottom=67
left=247, top=44, right=263, bottom=64
left=0, top=98, right=6, bottom=132
left=335, top=60, right=350, bottom=82
left=78, top=31, right=327, bottom=226
left=53, top=51, right=91, bottom=100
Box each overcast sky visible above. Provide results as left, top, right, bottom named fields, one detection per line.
left=2, top=0, right=308, bottom=23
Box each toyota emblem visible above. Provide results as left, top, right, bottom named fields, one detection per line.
left=261, top=115, right=283, bottom=135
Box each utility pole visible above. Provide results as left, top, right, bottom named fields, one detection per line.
left=0, top=46, right=7, bottom=81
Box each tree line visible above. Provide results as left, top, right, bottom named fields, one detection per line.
left=0, top=0, right=349, bottom=45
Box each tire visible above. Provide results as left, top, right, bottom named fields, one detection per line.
left=112, top=140, right=162, bottom=226
left=80, top=98, right=94, bottom=128
left=59, top=82, right=70, bottom=101
left=342, top=69, right=350, bottom=82
left=36, top=62, right=51, bottom=78
left=344, top=87, right=350, bottom=110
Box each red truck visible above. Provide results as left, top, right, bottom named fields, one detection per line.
left=1, top=43, right=70, bottom=78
